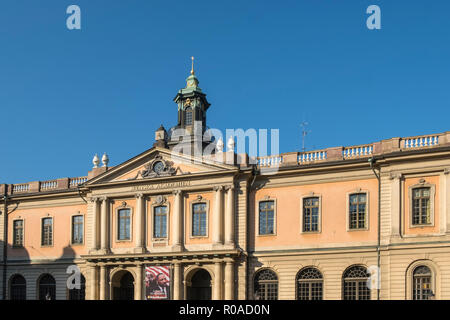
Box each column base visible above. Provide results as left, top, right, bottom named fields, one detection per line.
left=212, top=242, right=223, bottom=249
left=133, top=247, right=146, bottom=254
left=171, top=244, right=184, bottom=252
left=97, top=248, right=111, bottom=255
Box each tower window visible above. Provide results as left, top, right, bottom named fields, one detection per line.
left=185, top=107, right=193, bottom=126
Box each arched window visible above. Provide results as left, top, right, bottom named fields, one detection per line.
left=38, top=274, right=56, bottom=300
left=254, top=269, right=278, bottom=300
left=296, top=267, right=323, bottom=300
left=413, top=266, right=433, bottom=300
left=68, top=274, right=86, bottom=300
left=343, top=266, right=370, bottom=300
left=10, top=274, right=26, bottom=300
left=185, top=107, right=193, bottom=126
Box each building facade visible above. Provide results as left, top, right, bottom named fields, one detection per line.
left=1, top=67, right=450, bottom=300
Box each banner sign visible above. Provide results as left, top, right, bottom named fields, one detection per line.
left=145, top=265, right=171, bottom=300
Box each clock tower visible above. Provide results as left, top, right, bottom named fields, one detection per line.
left=167, top=57, right=212, bottom=155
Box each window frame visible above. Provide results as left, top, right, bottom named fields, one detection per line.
left=295, top=267, right=324, bottom=300
left=151, top=203, right=170, bottom=241
left=257, top=198, right=277, bottom=237
left=346, top=190, right=370, bottom=231
left=70, top=213, right=85, bottom=245
left=189, top=197, right=210, bottom=239
left=300, top=194, right=322, bottom=234
left=116, top=206, right=133, bottom=242
left=9, top=274, right=26, bottom=300
left=185, top=107, right=193, bottom=126
left=342, top=265, right=371, bottom=300
left=406, top=260, right=438, bottom=300
left=40, top=216, right=54, bottom=247
left=37, top=273, right=56, bottom=300
left=408, top=183, right=435, bottom=228
left=253, top=268, right=279, bottom=300
left=12, top=218, right=25, bottom=248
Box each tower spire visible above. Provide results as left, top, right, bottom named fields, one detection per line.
left=191, top=56, right=195, bottom=75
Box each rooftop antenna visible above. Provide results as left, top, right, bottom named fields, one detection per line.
left=300, top=121, right=311, bottom=152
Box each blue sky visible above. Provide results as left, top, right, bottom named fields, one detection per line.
left=0, top=0, right=449, bottom=183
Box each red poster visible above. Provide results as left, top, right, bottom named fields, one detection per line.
left=145, top=265, right=170, bottom=300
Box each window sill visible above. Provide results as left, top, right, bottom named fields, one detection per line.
left=347, top=228, right=369, bottom=232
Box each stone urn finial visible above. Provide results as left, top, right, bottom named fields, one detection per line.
left=92, top=154, right=100, bottom=168
left=102, top=153, right=109, bottom=167
left=227, top=136, right=235, bottom=152
left=216, top=138, right=224, bottom=153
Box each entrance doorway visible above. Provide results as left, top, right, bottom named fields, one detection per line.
left=187, top=269, right=212, bottom=300
left=111, top=271, right=135, bottom=300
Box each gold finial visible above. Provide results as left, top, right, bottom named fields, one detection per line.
left=190, top=56, right=195, bottom=75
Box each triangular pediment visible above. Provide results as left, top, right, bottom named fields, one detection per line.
left=85, top=147, right=238, bottom=186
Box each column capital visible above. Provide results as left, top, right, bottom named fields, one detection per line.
left=213, top=185, right=224, bottom=192
left=389, top=172, right=403, bottom=180
left=90, top=197, right=100, bottom=203
left=100, top=196, right=108, bottom=202
left=135, top=193, right=144, bottom=199
left=172, top=189, right=183, bottom=196
left=225, top=184, right=235, bottom=191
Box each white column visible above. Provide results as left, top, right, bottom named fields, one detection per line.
left=90, top=198, right=100, bottom=252
left=172, top=190, right=183, bottom=251
left=173, top=263, right=183, bottom=300
left=225, top=185, right=235, bottom=245
left=224, top=261, right=234, bottom=300
left=135, top=265, right=143, bottom=300
left=99, top=265, right=107, bottom=300
left=390, top=174, right=401, bottom=237
left=135, top=193, right=145, bottom=253
left=100, top=197, right=110, bottom=254
left=445, top=170, right=450, bottom=233
left=213, top=186, right=224, bottom=245
left=213, top=262, right=223, bottom=300
left=89, top=265, right=97, bottom=300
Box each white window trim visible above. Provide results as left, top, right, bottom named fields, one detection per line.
left=406, top=260, right=439, bottom=300
left=12, top=218, right=25, bottom=248
left=189, top=197, right=210, bottom=239
left=115, top=205, right=133, bottom=242
left=40, top=215, right=54, bottom=247
left=300, top=193, right=322, bottom=234
left=408, top=182, right=436, bottom=228
left=70, top=213, right=85, bottom=246
left=346, top=190, right=370, bottom=232
left=256, top=197, right=277, bottom=237
left=150, top=201, right=170, bottom=242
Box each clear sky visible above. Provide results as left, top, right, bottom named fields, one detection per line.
left=1, top=0, right=449, bottom=183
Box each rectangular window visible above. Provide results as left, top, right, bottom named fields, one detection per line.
left=185, top=108, right=193, bottom=126
left=154, top=206, right=168, bottom=238
left=412, top=187, right=431, bottom=225
left=259, top=201, right=275, bottom=235
left=72, top=215, right=84, bottom=244
left=118, top=209, right=131, bottom=240
left=13, top=220, right=24, bottom=247
left=41, top=217, right=53, bottom=246
left=349, top=193, right=367, bottom=230
left=303, top=197, right=319, bottom=232
left=192, top=203, right=207, bottom=236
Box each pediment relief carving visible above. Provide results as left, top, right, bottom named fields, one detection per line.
left=134, top=155, right=191, bottom=180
